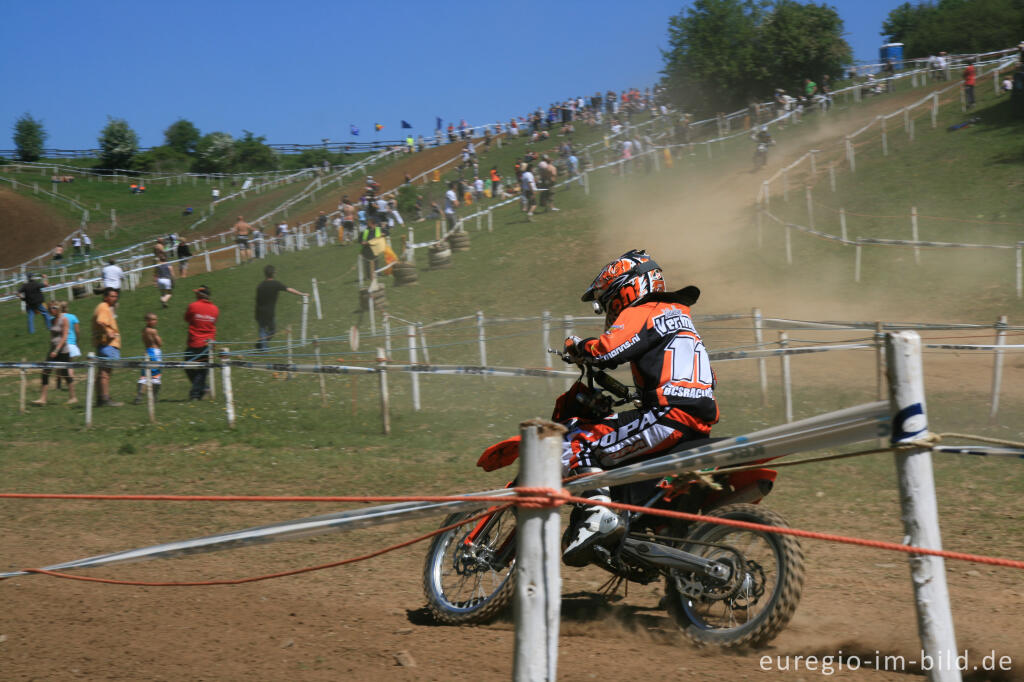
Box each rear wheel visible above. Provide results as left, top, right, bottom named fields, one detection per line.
left=422, top=508, right=518, bottom=624
left=664, top=503, right=805, bottom=648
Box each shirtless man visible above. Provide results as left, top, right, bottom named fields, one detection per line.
left=341, top=197, right=357, bottom=244
left=233, top=215, right=253, bottom=262
left=134, top=312, right=163, bottom=404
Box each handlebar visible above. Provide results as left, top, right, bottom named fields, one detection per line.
left=548, top=348, right=634, bottom=402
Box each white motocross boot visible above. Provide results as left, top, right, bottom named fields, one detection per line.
left=562, top=495, right=624, bottom=567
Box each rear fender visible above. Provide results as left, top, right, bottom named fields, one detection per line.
left=707, top=468, right=778, bottom=507
left=477, top=436, right=521, bottom=472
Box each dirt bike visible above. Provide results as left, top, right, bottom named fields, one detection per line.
left=422, top=358, right=806, bottom=649
left=752, top=138, right=773, bottom=171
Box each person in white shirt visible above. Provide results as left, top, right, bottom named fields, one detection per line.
left=519, top=164, right=537, bottom=220
left=444, top=181, right=459, bottom=232
left=101, top=259, right=124, bottom=291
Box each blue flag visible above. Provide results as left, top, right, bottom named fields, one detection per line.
left=435, top=117, right=442, bottom=131
left=401, top=120, right=413, bottom=129
left=350, top=125, right=359, bottom=136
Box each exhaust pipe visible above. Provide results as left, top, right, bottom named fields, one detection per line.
left=714, top=479, right=773, bottom=507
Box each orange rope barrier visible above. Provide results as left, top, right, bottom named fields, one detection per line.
left=7, top=486, right=1023, bottom=587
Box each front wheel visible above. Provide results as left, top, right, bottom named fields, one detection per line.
left=664, top=503, right=805, bottom=648
left=422, top=507, right=518, bottom=624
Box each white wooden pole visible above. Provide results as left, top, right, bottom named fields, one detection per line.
left=145, top=367, right=155, bottom=423
left=312, top=278, right=323, bottom=320
left=779, top=332, right=792, bottom=423
left=805, top=186, right=814, bottom=229
left=989, top=315, right=1007, bottom=422
left=846, top=137, right=855, bottom=173
left=931, top=93, right=939, bottom=128
left=855, top=242, right=862, bottom=282
left=885, top=331, right=960, bottom=682
left=377, top=347, right=391, bottom=435
left=301, top=295, right=309, bottom=346
left=762, top=181, right=770, bottom=211
left=417, top=322, right=430, bottom=363
left=513, top=419, right=564, bottom=682
left=19, top=358, right=27, bottom=414
left=383, top=314, right=392, bottom=360
left=752, top=308, right=767, bottom=405
left=784, top=225, right=792, bottom=265
left=476, top=311, right=487, bottom=368
left=408, top=325, right=421, bottom=411
left=876, top=322, right=886, bottom=401
left=840, top=208, right=848, bottom=243
left=488, top=208, right=494, bottom=232
left=314, top=335, right=327, bottom=408
left=881, top=116, right=888, bottom=156
left=220, top=348, right=235, bottom=428
left=1017, top=243, right=1023, bottom=299
left=204, top=251, right=212, bottom=273
left=208, top=341, right=217, bottom=398
left=782, top=169, right=789, bottom=202
left=368, top=290, right=376, bottom=336
left=829, top=164, right=836, bottom=193
left=912, top=207, right=921, bottom=265
left=84, top=353, right=96, bottom=427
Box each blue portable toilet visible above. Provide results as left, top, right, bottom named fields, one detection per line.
left=880, top=43, right=904, bottom=71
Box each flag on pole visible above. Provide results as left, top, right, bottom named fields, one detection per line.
left=401, top=120, right=413, bottom=129
left=435, top=116, right=442, bottom=131
left=349, top=125, right=359, bottom=136
left=374, top=123, right=384, bottom=132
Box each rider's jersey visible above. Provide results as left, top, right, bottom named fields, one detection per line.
left=578, top=288, right=719, bottom=433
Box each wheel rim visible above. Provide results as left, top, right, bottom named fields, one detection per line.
left=427, top=511, right=517, bottom=615
left=676, top=526, right=780, bottom=632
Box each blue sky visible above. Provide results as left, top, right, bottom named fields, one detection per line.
left=1, top=0, right=909, bottom=151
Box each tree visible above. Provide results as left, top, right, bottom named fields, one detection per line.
left=760, top=1, right=852, bottom=95
left=13, top=113, right=47, bottom=162
left=192, top=131, right=235, bottom=173
left=660, top=0, right=852, bottom=115
left=882, top=0, right=1024, bottom=57
left=233, top=131, right=278, bottom=171
left=163, top=119, right=201, bottom=155
left=98, top=117, right=139, bottom=169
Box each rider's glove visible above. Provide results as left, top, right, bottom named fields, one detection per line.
left=564, top=335, right=585, bottom=362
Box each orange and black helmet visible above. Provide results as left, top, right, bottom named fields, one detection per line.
left=582, top=249, right=665, bottom=326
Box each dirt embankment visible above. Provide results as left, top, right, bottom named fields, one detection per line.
left=0, top=187, right=76, bottom=269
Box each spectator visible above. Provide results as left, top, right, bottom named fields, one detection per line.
left=31, top=301, right=75, bottom=406
left=134, top=312, right=163, bottom=404
left=101, top=258, right=124, bottom=292
left=340, top=197, right=357, bottom=244
left=473, top=176, right=485, bottom=203
left=92, top=287, right=123, bottom=407
left=71, top=234, right=83, bottom=258
left=183, top=285, right=219, bottom=401
left=936, top=52, right=948, bottom=81
left=82, top=233, right=92, bottom=256
left=52, top=244, right=64, bottom=264
left=17, top=272, right=51, bottom=334
left=536, top=155, right=559, bottom=212
left=359, top=217, right=389, bottom=279
left=277, top=220, right=291, bottom=251
left=519, top=162, right=537, bottom=221
left=177, top=239, right=193, bottom=277
left=255, top=265, right=307, bottom=351
left=233, top=215, right=253, bottom=262
left=61, top=301, right=81, bottom=361
left=155, top=256, right=174, bottom=308
left=444, top=181, right=459, bottom=232
left=963, top=59, right=977, bottom=110
left=315, top=211, right=328, bottom=235
left=183, top=206, right=194, bottom=217
left=489, top=167, right=502, bottom=198
left=154, top=237, right=166, bottom=261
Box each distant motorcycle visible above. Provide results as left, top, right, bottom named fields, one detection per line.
left=752, top=132, right=775, bottom=171
left=422, top=356, right=805, bottom=649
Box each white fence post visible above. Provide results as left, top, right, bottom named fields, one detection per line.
left=1016, top=242, right=1023, bottom=299
left=931, top=93, right=939, bottom=128
left=885, top=331, right=960, bottom=682
left=912, top=207, right=921, bottom=265
left=204, top=251, right=212, bottom=273
left=989, top=315, right=1007, bottom=422
left=752, top=308, right=767, bottom=405
left=312, top=278, right=323, bottom=320
left=854, top=241, right=863, bottom=283
left=408, top=325, right=421, bottom=411
left=513, top=419, right=564, bottom=682
left=805, top=186, right=814, bottom=229
left=840, top=207, right=848, bottom=243
left=476, top=311, right=487, bottom=368
left=779, top=332, right=792, bottom=423
left=220, top=347, right=235, bottom=429
left=145, top=367, right=156, bottom=423
left=314, top=335, right=328, bottom=408
left=829, top=164, right=836, bottom=193
left=846, top=137, right=855, bottom=173
left=301, top=295, right=309, bottom=346
left=784, top=224, right=792, bottom=265
left=417, top=322, right=430, bottom=364
left=85, top=353, right=96, bottom=427
left=19, top=358, right=27, bottom=414
left=377, top=347, right=391, bottom=435
left=880, top=116, right=888, bottom=156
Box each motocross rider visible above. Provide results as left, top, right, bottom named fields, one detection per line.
left=560, top=249, right=719, bottom=566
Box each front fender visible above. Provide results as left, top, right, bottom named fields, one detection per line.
left=477, top=436, right=520, bottom=472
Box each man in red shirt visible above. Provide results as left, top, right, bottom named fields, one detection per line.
left=963, top=59, right=977, bottom=110
left=184, top=285, right=219, bottom=400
